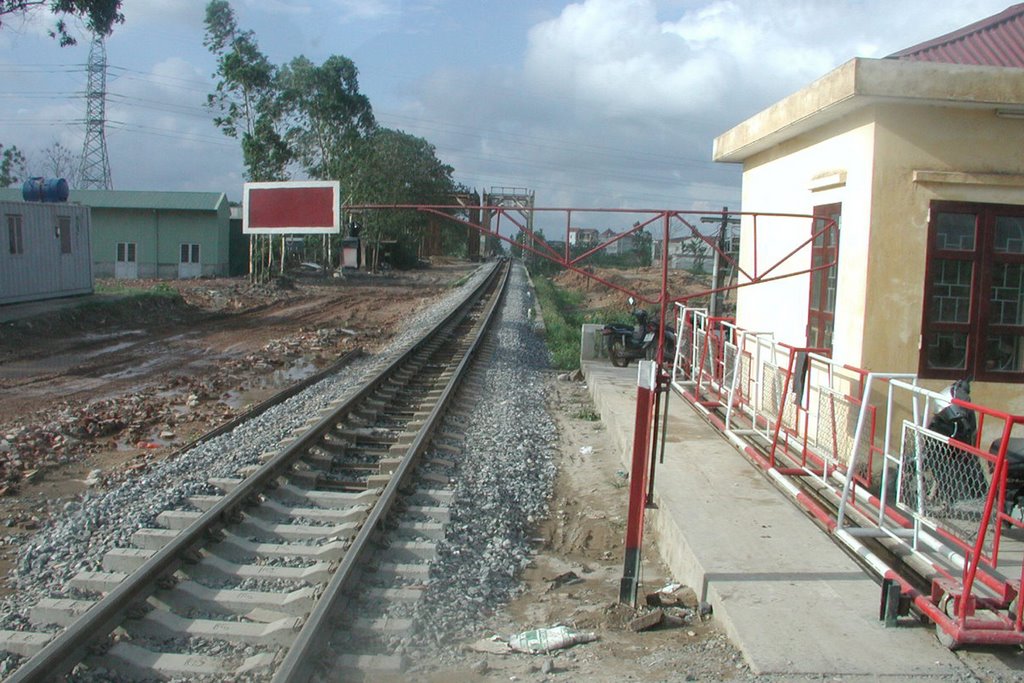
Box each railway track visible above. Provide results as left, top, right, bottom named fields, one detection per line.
left=1, top=259, right=511, bottom=682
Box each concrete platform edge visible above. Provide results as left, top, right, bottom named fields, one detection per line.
left=580, top=360, right=967, bottom=679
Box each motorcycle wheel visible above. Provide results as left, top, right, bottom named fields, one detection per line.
left=610, top=341, right=630, bottom=367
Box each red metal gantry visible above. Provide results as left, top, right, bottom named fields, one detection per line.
left=351, top=203, right=839, bottom=605
left=354, top=201, right=1024, bottom=649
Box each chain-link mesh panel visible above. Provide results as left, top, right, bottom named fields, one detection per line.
left=695, top=328, right=713, bottom=377
left=815, top=388, right=870, bottom=478
left=723, top=342, right=738, bottom=392
left=739, top=353, right=751, bottom=405
left=693, top=328, right=706, bottom=379
left=761, top=362, right=798, bottom=432
left=898, top=423, right=992, bottom=545
left=680, top=327, right=694, bottom=378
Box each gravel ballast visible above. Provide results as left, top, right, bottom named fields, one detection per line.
left=0, top=265, right=493, bottom=626
left=412, top=262, right=557, bottom=646
left=0, top=260, right=564, bottom=678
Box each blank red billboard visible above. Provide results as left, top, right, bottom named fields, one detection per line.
left=243, top=181, right=340, bottom=234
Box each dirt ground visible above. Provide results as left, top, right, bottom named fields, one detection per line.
left=0, top=264, right=474, bottom=590
left=550, top=265, right=718, bottom=313
left=0, top=262, right=747, bottom=681
left=402, top=376, right=746, bottom=682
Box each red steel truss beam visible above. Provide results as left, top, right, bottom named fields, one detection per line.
left=348, top=204, right=838, bottom=604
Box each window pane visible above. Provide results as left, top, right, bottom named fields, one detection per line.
left=935, top=212, right=976, bottom=251
left=7, top=215, right=22, bottom=255
left=986, top=334, right=1024, bottom=373
left=117, top=243, right=125, bottom=262
left=127, top=243, right=136, bottom=261
left=191, top=244, right=200, bottom=262
left=995, top=216, right=1024, bottom=254
left=58, top=217, right=71, bottom=254
left=929, top=259, right=973, bottom=323
left=991, top=263, right=1024, bottom=325
left=926, top=331, right=968, bottom=370
left=180, top=244, right=188, bottom=263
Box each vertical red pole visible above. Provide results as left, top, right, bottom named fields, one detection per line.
left=620, top=212, right=670, bottom=605
left=620, top=359, right=657, bottom=604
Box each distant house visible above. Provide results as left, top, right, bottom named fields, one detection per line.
left=713, top=3, right=1024, bottom=413
left=0, top=188, right=231, bottom=279
left=599, top=228, right=640, bottom=256
left=569, top=227, right=599, bottom=248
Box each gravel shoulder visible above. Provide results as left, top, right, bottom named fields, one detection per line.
left=401, top=376, right=747, bottom=683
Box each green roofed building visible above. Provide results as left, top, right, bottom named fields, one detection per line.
left=0, top=188, right=231, bottom=279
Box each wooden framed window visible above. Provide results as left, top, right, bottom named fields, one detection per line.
left=7, top=214, right=23, bottom=255
left=920, top=201, right=1024, bottom=381
left=808, top=203, right=841, bottom=351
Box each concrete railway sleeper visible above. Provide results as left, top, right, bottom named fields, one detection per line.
left=0, top=259, right=510, bottom=682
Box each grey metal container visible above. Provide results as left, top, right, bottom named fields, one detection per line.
left=0, top=200, right=93, bottom=305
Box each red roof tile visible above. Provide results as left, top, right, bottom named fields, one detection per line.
left=887, top=3, right=1024, bottom=67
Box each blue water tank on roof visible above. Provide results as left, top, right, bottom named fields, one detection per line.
left=22, top=177, right=70, bottom=203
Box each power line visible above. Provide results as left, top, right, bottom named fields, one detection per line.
left=104, top=121, right=236, bottom=147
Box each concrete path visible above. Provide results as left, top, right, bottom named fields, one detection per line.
left=582, top=360, right=972, bottom=679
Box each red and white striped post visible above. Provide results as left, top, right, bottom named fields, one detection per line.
left=619, top=359, right=658, bottom=604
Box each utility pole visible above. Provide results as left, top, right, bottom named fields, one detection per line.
left=79, top=33, right=113, bottom=189
left=701, top=206, right=740, bottom=317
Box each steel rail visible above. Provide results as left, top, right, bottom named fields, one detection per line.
left=272, top=258, right=511, bottom=682
left=5, top=260, right=504, bottom=683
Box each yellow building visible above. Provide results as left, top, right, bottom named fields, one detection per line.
left=713, top=5, right=1024, bottom=415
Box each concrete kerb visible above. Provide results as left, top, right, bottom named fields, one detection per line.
left=521, top=267, right=546, bottom=336
left=578, top=359, right=965, bottom=678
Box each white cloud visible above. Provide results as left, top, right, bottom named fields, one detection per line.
left=3, top=0, right=1015, bottom=205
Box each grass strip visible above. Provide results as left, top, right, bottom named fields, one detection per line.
left=532, top=274, right=588, bottom=371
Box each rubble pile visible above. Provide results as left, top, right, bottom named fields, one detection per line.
left=0, top=324, right=356, bottom=493
left=260, top=326, right=355, bottom=356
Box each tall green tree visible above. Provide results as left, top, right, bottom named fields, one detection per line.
left=279, top=55, right=375, bottom=180
left=1, top=1, right=123, bottom=45
left=342, top=128, right=456, bottom=269
left=203, top=0, right=287, bottom=181
left=1, top=144, right=27, bottom=187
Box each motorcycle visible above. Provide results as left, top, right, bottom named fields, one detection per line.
left=602, top=297, right=676, bottom=368
left=900, top=377, right=1024, bottom=520
left=901, top=378, right=986, bottom=506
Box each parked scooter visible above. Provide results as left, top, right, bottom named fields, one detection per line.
left=899, top=378, right=1024, bottom=519
left=602, top=297, right=675, bottom=367
left=903, top=378, right=986, bottom=505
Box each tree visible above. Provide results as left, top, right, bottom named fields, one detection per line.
left=633, top=224, right=652, bottom=267
left=683, top=235, right=710, bottom=274
left=0, top=144, right=27, bottom=187
left=38, top=140, right=81, bottom=186
left=203, top=0, right=287, bottom=182
left=341, top=128, right=456, bottom=270
left=279, top=54, right=375, bottom=180
left=0, top=1, right=123, bottom=45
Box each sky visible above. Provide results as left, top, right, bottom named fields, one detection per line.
left=0, top=0, right=1016, bottom=217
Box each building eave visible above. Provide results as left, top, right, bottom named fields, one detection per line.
left=713, top=57, right=1024, bottom=164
